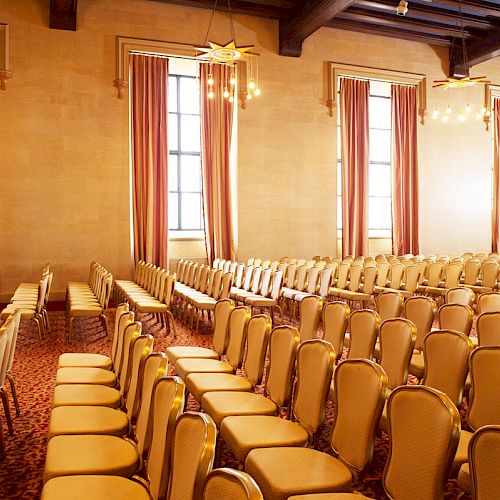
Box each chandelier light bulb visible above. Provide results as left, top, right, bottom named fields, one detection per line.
left=431, top=109, right=439, bottom=120
left=229, top=95, right=234, bottom=103
left=247, top=92, right=253, bottom=100
left=442, top=115, right=449, bottom=123
left=223, top=87, right=230, bottom=99
left=465, top=104, right=472, bottom=113
left=208, top=90, right=214, bottom=99
left=207, top=75, right=214, bottom=86
left=481, top=106, right=487, bottom=114
left=230, top=75, right=236, bottom=86
left=486, top=110, right=491, bottom=117
left=254, top=86, right=261, bottom=96
left=458, top=113, right=466, bottom=122
left=446, top=105, right=452, bottom=114
left=248, top=79, right=256, bottom=90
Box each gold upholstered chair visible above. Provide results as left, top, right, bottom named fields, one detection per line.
left=476, top=291, right=500, bottom=314
left=202, top=468, right=263, bottom=500
left=346, top=309, right=380, bottom=359
left=339, top=265, right=378, bottom=308
left=437, top=303, right=474, bottom=335
left=42, top=374, right=184, bottom=486
left=445, top=286, right=475, bottom=307
left=47, top=334, right=154, bottom=438
left=243, top=359, right=387, bottom=500
left=476, top=311, right=500, bottom=345
left=322, top=301, right=350, bottom=362
left=298, top=295, right=323, bottom=342
left=165, top=298, right=234, bottom=365
left=466, top=259, right=499, bottom=295
left=185, top=314, right=271, bottom=404
left=376, top=290, right=403, bottom=322
left=244, top=270, right=284, bottom=320
left=457, top=425, right=500, bottom=498
left=453, top=347, right=500, bottom=477
left=201, top=325, right=300, bottom=428
left=219, top=339, right=335, bottom=464
left=174, top=306, right=251, bottom=382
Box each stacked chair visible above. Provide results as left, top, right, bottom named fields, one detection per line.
left=114, top=260, right=177, bottom=337
left=0, top=264, right=52, bottom=343
left=66, top=262, right=113, bottom=341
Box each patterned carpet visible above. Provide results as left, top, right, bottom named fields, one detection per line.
left=0, top=306, right=466, bottom=499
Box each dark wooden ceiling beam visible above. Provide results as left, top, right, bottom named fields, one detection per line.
left=279, top=0, right=357, bottom=56
left=50, top=0, right=77, bottom=31
left=353, top=0, right=493, bottom=29
left=328, top=18, right=452, bottom=46
left=411, top=0, right=500, bottom=17
left=148, top=0, right=289, bottom=19
left=338, top=9, right=473, bottom=37
left=450, top=29, right=500, bottom=77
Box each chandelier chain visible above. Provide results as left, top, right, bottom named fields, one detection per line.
left=203, top=0, right=219, bottom=47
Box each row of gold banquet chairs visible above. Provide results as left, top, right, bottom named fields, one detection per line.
left=42, top=304, right=262, bottom=500
left=43, top=288, right=500, bottom=499
left=65, top=262, right=113, bottom=341
left=0, top=264, right=52, bottom=343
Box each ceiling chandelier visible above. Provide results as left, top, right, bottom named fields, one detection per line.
left=431, top=0, right=489, bottom=123
left=195, top=0, right=261, bottom=103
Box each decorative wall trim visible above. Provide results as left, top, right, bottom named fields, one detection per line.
left=328, top=61, right=427, bottom=124
left=484, top=84, right=500, bottom=131
left=114, top=35, right=249, bottom=108
left=0, top=24, right=12, bottom=90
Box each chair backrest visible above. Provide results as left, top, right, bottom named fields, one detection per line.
left=113, top=310, right=135, bottom=380
left=330, top=359, right=388, bottom=472
left=192, top=266, right=203, bottom=291
left=270, top=261, right=279, bottom=272
left=379, top=318, right=416, bottom=389
left=135, top=353, right=169, bottom=456
left=402, top=265, right=420, bottom=293
left=261, top=260, right=271, bottom=270
left=445, top=286, right=474, bottom=307
left=295, top=265, right=308, bottom=292
left=0, top=316, right=15, bottom=387
left=202, top=468, right=263, bottom=500
left=467, top=346, right=500, bottom=431
left=265, top=325, right=300, bottom=409
left=163, top=273, right=176, bottom=307
left=211, top=299, right=235, bottom=355
left=242, top=315, right=272, bottom=388
left=383, top=386, right=460, bottom=500
left=210, top=271, right=224, bottom=300
left=389, top=263, right=405, bottom=290
left=188, top=264, right=198, bottom=288
left=322, top=301, right=350, bottom=361
left=284, top=264, right=298, bottom=288
left=198, top=266, right=210, bottom=294
left=146, top=376, right=186, bottom=500
left=477, top=292, right=500, bottom=314
left=298, top=295, right=323, bottom=342
left=443, top=263, right=463, bottom=288
left=248, top=267, right=263, bottom=295
left=258, top=268, right=273, bottom=297
left=205, top=268, right=219, bottom=297
left=125, top=334, right=154, bottom=420
left=119, top=322, right=143, bottom=396
left=468, top=425, right=500, bottom=499
left=404, top=296, right=437, bottom=351
left=268, top=271, right=283, bottom=301
left=234, top=264, right=246, bottom=289
left=427, top=262, right=445, bottom=287
left=317, top=268, right=333, bottom=297
left=362, top=265, right=378, bottom=295
left=5, top=310, right=21, bottom=374
left=246, top=258, right=255, bottom=266
left=336, top=263, right=350, bottom=289
left=218, top=272, right=233, bottom=300
left=348, top=309, right=380, bottom=359
left=241, top=265, right=253, bottom=291
left=347, top=265, right=363, bottom=292
left=293, top=339, right=335, bottom=438
left=223, top=261, right=231, bottom=274
left=376, top=261, right=390, bottom=287
left=305, top=267, right=320, bottom=294
left=481, top=260, right=499, bottom=288
left=167, top=412, right=217, bottom=500
left=376, top=291, right=403, bottom=322
left=213, top=258, right=220, bottom=270
left=476, top=312, right=500, bottom=346
left=464, top=259, right=481, bottom=285
left=225, top=306, right=251, bottom=370
left=422, top=330, right=474, bottom=408
left=438, top=303, right=473, bottom=335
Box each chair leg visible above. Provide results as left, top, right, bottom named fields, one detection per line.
left=0, top=388, right=14, bottom=435
left=68, top=316, right=74, bottom=342
left=100, top=314, right=109, bottom=337
left=0, top=418, right=5, bottom=461
left=166, top=310, right=177, bottom=338
left=33, top=316, right=43, bottom=344
left=42, top=309, right=51, bottom=333
left=6, top=374, right=20, bottom=416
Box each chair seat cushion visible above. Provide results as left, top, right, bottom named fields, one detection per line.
left=245, top=297, right=276, bottom=307
left=220, top=415, right=309, bottom=462
left=452, top=430, right=472, bottom=475
left=424, top=286, right=447, bottom=296
left=456, top=463, right=471, bottom=494
left=41, top=475, right=151, bottom=500
left=409, top=352, right=424, bottom=379
left=1, top=307, right=36, bottom=319
left=56, top=367, right=116, bottom=387
left=282, top=288, right=299, bottom=300
left=186, top=373, right=253, bottom=403
left=43, top=435, right=138, bottom=483
left=466, top=285, right=493, bottom=294
left=48, top=406, right=129, bottom=438
left=201, top=391, right=278, bottom=427
left=165, top=346, right=219, bottom=364
left=58, top=353, right=112, bottom=370
left=175, top=358, right=233, bottom=381
left=328, top=287, right=344, bottom=296
left=245, top=447, right=352, bottom=500
left=52, top=384, right=121, bottom=408
left=192, top=299, right=217, bottom=310
left=339, top=290, right=370, bottom=301
left=134, top=302, right=167, bottom=313
left=70, top=306, right=103, bottom=317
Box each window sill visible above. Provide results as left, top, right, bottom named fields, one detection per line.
left=169, top=230, right=205, bottom=241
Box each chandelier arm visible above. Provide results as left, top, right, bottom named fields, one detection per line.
left=458, top=0, right=469, bottom=73
left=204, top=0, right=220, bottom=47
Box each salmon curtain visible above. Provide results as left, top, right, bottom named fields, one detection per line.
left=200, top=64, right=236, bottom=264
left=391, top=84, right=419, bottom=256
left=493, top=99, right=500, bottom=252
left=130, top=54, right=169, bottom=268
left=340, top=77, right=370, bottom=257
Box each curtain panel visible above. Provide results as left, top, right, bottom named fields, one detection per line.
left=200, top=64, right=236, bottom=264
left=340, top=77, right=370, bottom=257
left=493, top=99, right=500, bottom=252
left=391, top=84, right=420, bottom=256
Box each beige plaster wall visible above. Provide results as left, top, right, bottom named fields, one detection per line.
left=0, top=0, right=497, bottom=299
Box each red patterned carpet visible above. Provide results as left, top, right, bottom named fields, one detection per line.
left=0, top=308, right=466, bottom=499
